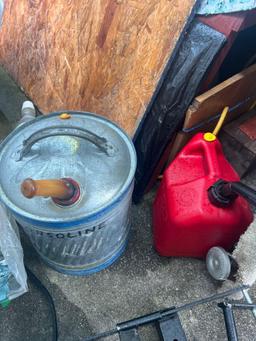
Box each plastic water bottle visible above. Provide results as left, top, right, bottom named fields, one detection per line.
left=17, top=101, right=36, bottom=126
left=0, top=255, right=10, bottom=307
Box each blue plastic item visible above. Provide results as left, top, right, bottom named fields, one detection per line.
left=0, top=258, right=10, bottom=304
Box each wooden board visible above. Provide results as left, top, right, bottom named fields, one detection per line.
left=166, top=63, right=256, bottom=165
left=0, top=0, right=195, bottom=135
left=184, top=63, right=256, bottom=129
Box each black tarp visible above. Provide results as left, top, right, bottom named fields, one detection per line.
left=133, top=20, right=226, bottom=202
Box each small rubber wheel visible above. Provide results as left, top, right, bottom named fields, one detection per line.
left=206, top=247, right=231, bottom=281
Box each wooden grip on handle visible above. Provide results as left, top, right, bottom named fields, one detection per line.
left=21, top=178, right=75, bottom=200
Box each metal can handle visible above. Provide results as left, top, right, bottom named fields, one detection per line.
left=18, top=125, right=116, bottom=160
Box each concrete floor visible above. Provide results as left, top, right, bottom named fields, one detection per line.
left=0, top=117, right=256, bottom=341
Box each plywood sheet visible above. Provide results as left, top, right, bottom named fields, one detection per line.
left=0, top=0, right=195, bottom=135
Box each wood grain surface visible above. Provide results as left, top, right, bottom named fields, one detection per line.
left=0, top=0, right=195, bottom=135
left=184, top=63, right=256, bottom=129
left=167, top=63, right=256, bottom=165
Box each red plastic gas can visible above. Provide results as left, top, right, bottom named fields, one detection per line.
left=153, top=132, right=253, bottom=258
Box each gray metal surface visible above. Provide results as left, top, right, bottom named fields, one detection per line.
left=157, top=314, right=187, bottom=341
left=17, top=185, right=133, bottom=273
left=0, top=78, right=256, bottom=341
left=0, top=112, right=136, bottom=223
left=206, top=247, right=231, bottom=281
left=0, top=111, right=136, bottom=274
left=119, top=329, right=141, bottom=341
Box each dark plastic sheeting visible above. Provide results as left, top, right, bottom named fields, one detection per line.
left=133, top=20, right=226, bottom=202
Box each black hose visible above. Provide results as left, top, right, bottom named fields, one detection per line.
left=25, top=266, right=58, bottom=341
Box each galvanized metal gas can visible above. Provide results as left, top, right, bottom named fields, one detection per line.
left=0, top=111, right=136, bottom=275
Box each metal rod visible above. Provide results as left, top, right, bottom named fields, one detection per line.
left=242, top=289, right=256, bottom=319
left=229, top=302, right=256, bottom=310
left=218, top=302, right=238, bottom=341
left=83, top=285, right=248, bottom=341
left=161, top=285, right=249, bottom=317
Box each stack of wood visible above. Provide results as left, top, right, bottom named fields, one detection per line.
left=167, top=63, right=256, bottom=165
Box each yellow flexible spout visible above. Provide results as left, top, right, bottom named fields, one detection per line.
left=212, top=106, right=229, bottom=136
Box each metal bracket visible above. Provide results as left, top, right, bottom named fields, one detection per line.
left=119, top=309, right=186, bottom=341
left=156, top=312, right=187, bottom=341
left=119, top=328, right=141, bottom=341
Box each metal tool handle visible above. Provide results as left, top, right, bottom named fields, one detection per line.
left=218, top=302, right=239, bottom=341
left=21, top=178, right=74, bottom=199
left=84, top=286, right=248, bottom=341
left=20, top=177, right=81, bottom=205
left=18, top=125, right=115, bottom=160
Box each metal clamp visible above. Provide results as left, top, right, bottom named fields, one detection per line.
left=18, top=125, right=116, bottom=160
